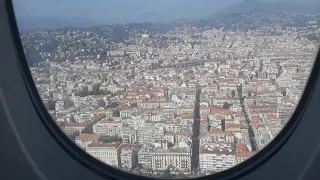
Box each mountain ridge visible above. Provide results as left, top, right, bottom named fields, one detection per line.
left=216, top=0, right=320, bottom=16
left=15, top=0, right=320, bottom=31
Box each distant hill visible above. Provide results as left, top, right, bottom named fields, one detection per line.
left=16, top=16, right=100, bottom=31
left=216, top=0, right=320, bottom=16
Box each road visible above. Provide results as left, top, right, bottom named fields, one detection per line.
left=238, top=86, right=258, bottom=151
left=191, top=87, right=201, bottom=174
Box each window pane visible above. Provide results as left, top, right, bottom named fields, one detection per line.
left=13, top=0, right=318, bottom=178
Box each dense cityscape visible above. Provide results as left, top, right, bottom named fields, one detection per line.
left=21, top=11, right=318, bottom=178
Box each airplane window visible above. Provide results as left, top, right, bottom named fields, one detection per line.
left=11, top=0, right=319, bottom=179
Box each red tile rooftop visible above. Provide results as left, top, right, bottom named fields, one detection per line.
left=91, top=114, right=106, bottom=121
left=211, top=107, right=233, bottom=114
left=122, top=145, right=134, bottom=151
left=234, top=113, right=245, bottom=117
left=87, top=142, right=122, bottom=148
left=210, top=128, right=224, bottom=134
left=200, top=120, right=208, bottom=124
left=251, top=118, right=265, bottom=129
left=267, top=113, right=278, bottom=119
left=225, top=123, right=241, bottom=130
left=236, top=143, right=257, bottom=157
left=201, top=132, right=208, bottom=137
left=251, top=115, right=261, bottom=120
left=140, top=100, right=161, bottom=103
left=76, top=133, right=97, bottom=141
left=249, top=112, right=259, bottom=116
left=186, top=105, right=195, bottom=109
left=226, top=132, right=233, bottom=136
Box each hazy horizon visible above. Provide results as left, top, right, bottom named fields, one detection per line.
left=13, top=0, right=320, bottom=30
left=12, top=0, right=249, bottom=24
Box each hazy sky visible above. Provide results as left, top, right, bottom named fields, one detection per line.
left=12, top=0, right=319, bottom=24
left=12, top=0, right=243, bottom=24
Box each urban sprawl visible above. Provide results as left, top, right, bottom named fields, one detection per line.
left=22, top=12, right=318, bottom=178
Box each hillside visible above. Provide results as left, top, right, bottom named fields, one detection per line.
left=217, top=0, right=320, bottom=16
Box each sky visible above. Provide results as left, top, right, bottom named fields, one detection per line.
left=12, top=0, right=243, bottom=24
left=12, top=0, right=319, bottom=24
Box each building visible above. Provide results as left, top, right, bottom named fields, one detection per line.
left=85, top=142, right=122, bottom=167
left=199, top=143, right=236, bottom=174
left=55, top=100, right=64, bottom=111
left=151, top=147, right=191, bottom=174
left=75, top=133, right=98, bottom=149
left=93, top=119, right=123, bottom=137
left=120, top=145, right=137, bottom=170
left=277, top=103, right=295, bottom=126
left=136, top=126, right=164, bottom=144
left=138, top=144, right=155, bottom=169
left=235, top=143, right=256, bottom=164
left=121, top=127, right=137, bottom=143
left=61, top=122, right=88, bottom=135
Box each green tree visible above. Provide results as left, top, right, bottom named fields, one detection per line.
left=231, top=90, right=236, bottom=97
left=112, top=109, right=120, bottom=117
left=81, top=124, right=93, bottom=134
left=99, top=135, right=122, bottom=143
left=64, top=99, right=74, bottom=109
left=222, top=102, right=230, bottom=109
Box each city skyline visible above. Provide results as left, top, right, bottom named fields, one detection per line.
left=16, top=3, right=319, bottom=178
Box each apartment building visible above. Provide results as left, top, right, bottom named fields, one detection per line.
left=75, top=133, right=98, bottom=149
left=151, top=147, right=191, bottom=173
left=199, top=143, right=236, bottom=174
left=235, top=143, right=256, bottom=164
left=136, top=126, right=165, bottom=144
left=138, top=144, right=155, bottom=168
left=85, top=142, right=122, bottom=167
left=120, top=145, right=137, bottom=170
left=93, top=119, right=123, bottom=137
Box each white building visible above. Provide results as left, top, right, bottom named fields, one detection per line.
left=199, top=143, right=236, bottom=174
left=75, top=133, right=98, bottom=149
left=277, top=103, right=295, bottom=126
left=55, top=100, right=64, bottom=111
left=136, top=126, right=164, bottom=144
left=120, top=145, right=137, bottom=170
left=93, top=119, right=123, bottom=137
left=151, top=147, right=191, bottom=174
left=138, top=145, right=155, bottom=168
left=85, top=142, right=122, bottom=167
left=121, top=127, right=137, bottom=144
